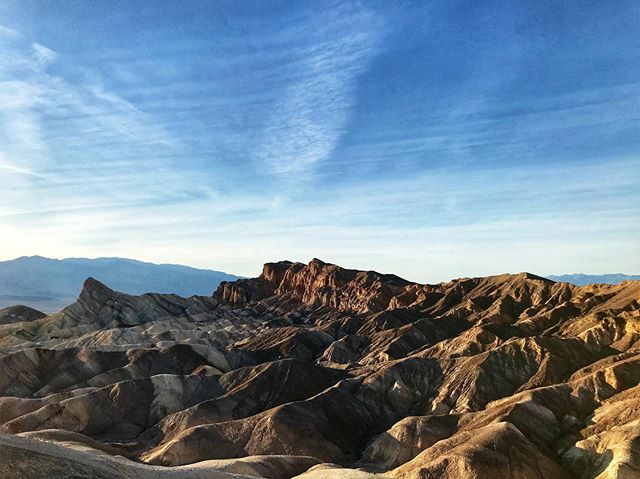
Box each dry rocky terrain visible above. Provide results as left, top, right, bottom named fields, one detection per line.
left=0, top=258, right=638, bottom=478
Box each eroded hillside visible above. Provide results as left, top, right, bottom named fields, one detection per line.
left=0, top=259, right=638, bottom=479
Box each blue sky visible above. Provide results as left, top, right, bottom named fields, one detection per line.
left=0, top=0, right=638, bottom=281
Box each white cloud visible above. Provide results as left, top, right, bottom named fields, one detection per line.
left=257, top=4, right=384, bottom=177
left=0, top=9, right=637, bottom=282
left=0, top=31, right=176, bottom=174
left=31, top=42, right=56, bottom=67
left=0, top=152, right=41, bottom=177
left=2, top=153, right=637, bottom=282
left=0, top=24, right=17, bottom=37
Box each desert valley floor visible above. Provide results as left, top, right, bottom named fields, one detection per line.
left=0, top=259, right=638, bottom=478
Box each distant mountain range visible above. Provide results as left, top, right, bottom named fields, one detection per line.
left=0, top=256, right=239, bottom=312
left=546, top=273, right=640, bottom=285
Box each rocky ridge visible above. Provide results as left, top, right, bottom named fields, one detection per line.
left=0, top=258, right=638, bottom=478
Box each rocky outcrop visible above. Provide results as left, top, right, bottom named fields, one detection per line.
left=0, top=433, right=319, bottom=479
left=361, top=414, right=459, bottom=468
left=0, top=259, right=639, bottom=479
left=65, top=277, right=218, bottom=327
left=392, top=421, right=574, bottom=479
left=0, top=305, right=46, bottom=325
left=1, top=374, right=222, bottom=439
left=216, top=258, right=413, bottom=314
left=0, top=277, right=265, bottom=355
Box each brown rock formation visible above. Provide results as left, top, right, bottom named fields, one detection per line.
left=0, top=305, right=46, bottom=325
left=0, top=259, right=638, bottom=478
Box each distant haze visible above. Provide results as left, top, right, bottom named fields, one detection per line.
left=546, top=273, right=640, bottom=286
left=0, top=256, right=238, bottom=312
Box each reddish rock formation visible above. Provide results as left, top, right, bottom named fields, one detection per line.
left=0, top=259, right=638, bottom=478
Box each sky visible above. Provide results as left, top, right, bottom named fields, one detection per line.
left=0, top=0, right=639, bottom=282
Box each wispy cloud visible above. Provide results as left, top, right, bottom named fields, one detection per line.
left=4, top=154, right=636, bottom=282
left=0, top=152, right=42, bottom=177
left=0, top=24, right=17, bottom=37
left=0, top=2, right=638, bottom=280
left=31, top=42, right=56, bottom=68
left=257, top=3, right=384, bottom=177
left=0, top=28, right=179, bottom=177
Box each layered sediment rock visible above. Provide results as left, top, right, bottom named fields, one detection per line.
left=0, top=259, right=638, bottom=478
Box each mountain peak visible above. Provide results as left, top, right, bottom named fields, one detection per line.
left=308, top=257, right=327, bottom=268
left=79, top=276, right=115, bottom=302
left=260, top=260, right=299, bottom=286
left=515, top=272, right=555, bottom=282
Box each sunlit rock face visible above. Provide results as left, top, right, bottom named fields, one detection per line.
left=1, top=259, right=639, bottom=479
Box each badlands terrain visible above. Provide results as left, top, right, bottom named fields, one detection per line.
left=0, top=258, right=638, bottom=478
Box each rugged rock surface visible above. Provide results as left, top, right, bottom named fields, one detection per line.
left=0, top=259, right=638, bottom=478
left=0, top=305, right=46, bottom=325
